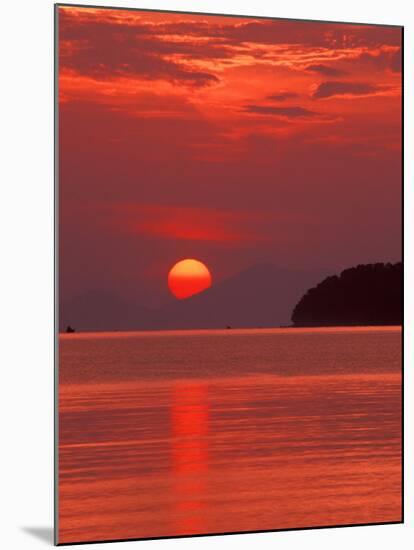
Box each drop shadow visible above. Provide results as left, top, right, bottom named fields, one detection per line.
left=21, top=527, right=54, bottom=545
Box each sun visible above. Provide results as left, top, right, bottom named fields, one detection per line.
left=168, top=259, right=212, bottom=299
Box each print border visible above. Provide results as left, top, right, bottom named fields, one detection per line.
left=54, top=3, right=404, bottom=545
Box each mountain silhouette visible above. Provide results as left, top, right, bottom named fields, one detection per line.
left=60, top=264, right=326, bottom=332
left=154, top=263, right=326, bottom=330
left=291, top=262, right=402, bottom=327
left=59, top=289, right=154, bottom=332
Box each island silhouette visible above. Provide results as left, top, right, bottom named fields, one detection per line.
left=291, top=262, right=402, bottom=327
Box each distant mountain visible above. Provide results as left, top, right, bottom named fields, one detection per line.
left=59, top=289, right=154, bottom=332
left=60, top=264, right=327, bottom=332
left=291, top=262, right=402, bottom=327
left=153, top=263, right=326, bottom=330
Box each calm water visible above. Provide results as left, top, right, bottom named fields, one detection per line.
left=58, top=327, right=402, bottom=544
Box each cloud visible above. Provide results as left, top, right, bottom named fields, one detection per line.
left=305, top=64, right=346, bottom=76
left=59, top=8, right=220, bottom=87
left=243, top=104, right=319, bottom=118
left=313, top=81, right=384, bottom=99
left=390, top=48, right=402, bottom=72
left=160, top=18, right=401, bottom=49
left=108, top=203, right=266, bottom=244
left=355, top=47, right=402, bottom=73
left=59, top=7, right=402, bottom=89
left=266, top=92, right=299, bottom=102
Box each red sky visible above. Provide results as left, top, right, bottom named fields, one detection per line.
left=58, top=6, right=402, bottom=307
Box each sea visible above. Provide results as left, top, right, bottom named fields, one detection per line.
left=58, top=326, right=402, bottom=544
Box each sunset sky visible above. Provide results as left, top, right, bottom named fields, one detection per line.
left=58, top=6, right=402, bottom=308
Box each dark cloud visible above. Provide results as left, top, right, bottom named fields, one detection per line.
left=243, top=104, right=319, bottom=118
left=267, top=92, right=299, bottom=101
left=313, top=81, right=382, bottom=99
left=59, top=9, right=221, bottom=87
left=59, top=8, right=402, bottom=90
left=305, top=64, right=346, bottom=76
left=355, top=48, right=402, bottom=73
left=390, top=48, right=402, bottom=72
left=157, top=19, right=401, bottom=48
left=59, top=8, right=402, bottom=77
left=62, top=44, right=219, bottom=86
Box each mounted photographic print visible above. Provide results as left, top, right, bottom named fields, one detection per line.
left=55, top=3, right=403, bottom=545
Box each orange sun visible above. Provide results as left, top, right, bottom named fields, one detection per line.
left=168, top=259, right=212, bottom=299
